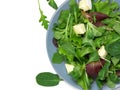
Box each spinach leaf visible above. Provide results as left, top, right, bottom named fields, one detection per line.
left=36, top=72, right=62, bottom=86
left=105, top=39, right=120, bottom=58
left=52, top=51, right=65, bottom=64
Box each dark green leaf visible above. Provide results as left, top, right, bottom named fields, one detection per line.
left=98, top=61, right=110, bottom=80
left=52, top=52, right=65, bottom=64
left=47, top=0, right=58, bottom=10
left=69, top=64, right=85, bottom=80
left=36, top=72, right=62, bottom=86
left=77, top=71, right=90, bottom=90
left=105, top=39, right=120, bottom=58
left=79, top=47, right=94, bottom=57
left=88, top=51, right=100, bottom=63
left=109, top=73, right=119, bottom=83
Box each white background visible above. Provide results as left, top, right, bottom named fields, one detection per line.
left=0, top=0, right=77, bottom=90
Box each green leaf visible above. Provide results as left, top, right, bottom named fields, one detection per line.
left=79, top=47, right=94, bottom=57
left=52, top=52, right=65, bottom=64
left=36, top=72, right=62, bottom=86
left=47, top=0, right=58, bottom=10
left=88, top=51, right=100, bottom=63
left=105, top=39, right=120, bottom=58
left=77, top=71, right=90, bottom=90
left=38, top=0, right=49, bottom=30
left=86, top=22, right=102, bottom=39
left=109, top=73, right=119, bottom=83
left=113, top=21, right=120, bottom=35
left=111, top=57, right=120, bottom=66
left=98, top=61, right=110, bottom=80
left=106, top=78, right=115, bottom=88
left=69, top=64, right=85, bottom=80
left=94, top=0, right=119, bottom=15
left=58, top=41, right=75, bottom=62
left=96, top=78, right=104, bottom=89
left=69, top=0, right=79, bottom=23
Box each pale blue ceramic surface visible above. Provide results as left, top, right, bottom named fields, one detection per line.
left=46, top=0, right=120, bottom=90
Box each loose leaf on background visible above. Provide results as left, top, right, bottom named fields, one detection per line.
left=38, top=0, right=49, bottom=30
left=47, top=0, right=58, bottom=10
left=36, top=72, right=62, bottom=86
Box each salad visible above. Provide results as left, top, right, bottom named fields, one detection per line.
left=51, top=0, right=120, bottom=90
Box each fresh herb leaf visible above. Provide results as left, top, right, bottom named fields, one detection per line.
left=105, top=39, right=120, bottom=58
left=77, top=70, right=91, bottom=90
left=36, top=72, right=62, bottom=86
left=98, top=61, right=110, bottom=80
left=47, top=0, right=58, bottom=10
left=88, top=51, right=100, bottom=63
left=106, top=77, right=115, bottom=88
left=69, top=0, right=79, bottom=23
left=38, top=0, right=49, bottom=30
left=111, top=57, right=120, bottom=66
left=113, top=21, right=120, bottom=35
left=94, top=0, right=119, bottom=15
left=52, top=51, right=65, bottom=64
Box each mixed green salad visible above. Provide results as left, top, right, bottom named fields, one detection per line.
left=36, top=0, right=120, bottom=90
left=52, top=0, right=120, bottom=89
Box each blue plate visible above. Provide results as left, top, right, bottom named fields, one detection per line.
left=46, top=0, right=120, bottom=90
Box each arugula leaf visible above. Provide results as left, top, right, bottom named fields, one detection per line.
left=96, top=78, right=104, bottom=89
left=36, top=72, right=62, bottom=86
left=47, top=0, right=58, bottom=10
left=69, top=64, right=85, bottom=80
left=38, top=0, right=49, bottom=30
left=53, top=12, right=72, bottom=40
left=52, top=51, right=65, bottom=64
left=94, top=0, right=119, bottom=15
left=106, top=77, right=115, bottom=88
left=88, top=51, right=100, bottom=63
left=78, top=47, right=94, bottom=57
left=58, top=41, right=75, bottom=62
left=77, top=70, right=91, bottom=90
left=86, top=22, right=102, bottom=39
left=98, top=61, right=110, bottom=80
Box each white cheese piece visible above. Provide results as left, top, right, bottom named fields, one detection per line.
left=73, top=24, right=86, bottom=34
left=65, top=64, right=74, bottom=74
left=98, top=45, right=107, bottom=59
left=79, top=0, right=92, bottom=11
